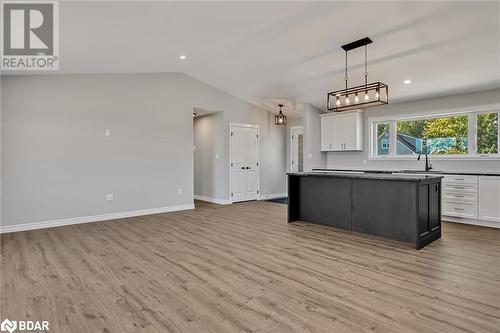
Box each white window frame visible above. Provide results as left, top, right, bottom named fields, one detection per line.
left=368, top=103, right=500, bottom=160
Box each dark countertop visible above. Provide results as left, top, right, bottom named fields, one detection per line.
left=287, top=172, right=443, bottom=182
left=312, top=168, right=500, bottom=177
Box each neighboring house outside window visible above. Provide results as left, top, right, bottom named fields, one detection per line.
left=377, top=131, right=424, bottom=155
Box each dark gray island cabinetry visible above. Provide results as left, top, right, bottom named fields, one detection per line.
left=287, top=172, right=442, bottom=250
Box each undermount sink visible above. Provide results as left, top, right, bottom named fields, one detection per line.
left=400, top=170, right=444, bottom=174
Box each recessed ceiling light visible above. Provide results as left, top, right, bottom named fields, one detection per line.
left=404, top=79, right=412, bottom=84
left=179, top=55, right=187, bottom=60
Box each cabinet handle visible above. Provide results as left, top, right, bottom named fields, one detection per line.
left=454, top=208, right=464, bottom=211
left=455, top=178, right=465, bottom=181
left=454, top=195, right=464, bottom=198
left=452, top=186, right=464, bottom=189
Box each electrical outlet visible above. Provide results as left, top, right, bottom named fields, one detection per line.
left=178, top=188, right=182, bottom=195
left=105, top=129, right=111, bottom=137
left=308, top=153, right=313, bottom=159
left=106, top=193, right=114, bottom=201
left=215, top=154, right=220, bottom=160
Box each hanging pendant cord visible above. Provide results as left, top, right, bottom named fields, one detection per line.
left=345, top=51, right=348, bottom=93
left=364, top=45, right=368, bottom=87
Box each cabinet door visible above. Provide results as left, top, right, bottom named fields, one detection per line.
left=332, top=115, right=345, bottom=150
left=429, top=182, right=441, bottom=232
left=320, top=116, right=331, bottom=151
left=418, top=183, right=430, bottom=237
left=343, top=113, right=357, bottom=150
left=479, top=176, right=500, bottom=222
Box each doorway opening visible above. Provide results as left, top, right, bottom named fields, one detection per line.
left=290, top=126, right=304, bottom=173
left=193, top=109, right=228, bottom=205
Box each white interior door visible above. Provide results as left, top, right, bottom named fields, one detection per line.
left=245, top=127, right=259, bottom=199
left=230, top=126, right=246, bottom=202
left=231, top=125, right=260, bottom=202
left=291, top=127, right=304, bottom=172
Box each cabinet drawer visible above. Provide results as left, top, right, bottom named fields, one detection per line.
left=443, top=183, right=478, bottom=193
left=443, top=175, right=478, bottom=185
left=442, top=191, right=478, bottom=203
left=442, top=200, right=477, bottom=219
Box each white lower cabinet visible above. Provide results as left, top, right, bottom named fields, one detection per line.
left=442, top=201, right=478, bottom=219
left=442, top=174, right=500, bottom=227
left=479, top=176, right=500, bottom=222
left=442, top=175, right=478, bottom=219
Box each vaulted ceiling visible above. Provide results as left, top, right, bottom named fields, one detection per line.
left=5, top=1, right=500, bottom=112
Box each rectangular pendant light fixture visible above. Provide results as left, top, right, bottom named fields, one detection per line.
left=327, top=37, right=389, bottom=112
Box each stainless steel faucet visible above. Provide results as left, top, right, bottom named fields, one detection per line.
left=417, top=152, right=433, bottom=172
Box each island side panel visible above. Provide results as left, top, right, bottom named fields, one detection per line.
left=287, top=175, right=300, bottom=222
left=296, top=175, right=352, bottom=230
left=417, top=179, right=442, bottom=249
left=351, top=179, right=417, bottom=244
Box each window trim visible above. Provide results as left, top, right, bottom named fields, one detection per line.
left=368, top=103, right=500, bottom=160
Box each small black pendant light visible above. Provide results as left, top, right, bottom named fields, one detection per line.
left=275, top=104, right=287, bottom=125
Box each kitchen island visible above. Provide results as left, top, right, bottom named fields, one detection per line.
left=288, top=172, right=443, bottom=249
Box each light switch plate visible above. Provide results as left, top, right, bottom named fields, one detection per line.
left=105, top=129, right=111, bottom=137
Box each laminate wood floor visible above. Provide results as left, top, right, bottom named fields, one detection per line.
left=1, top=201, right=499, bottom=333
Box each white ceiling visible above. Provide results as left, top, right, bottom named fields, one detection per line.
left=4, top=1, right=500, bottom=113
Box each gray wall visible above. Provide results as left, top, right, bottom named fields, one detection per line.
left=326, top=88, right=500, bottom=172
left=1, top=73, right=286, bottom=226
left=303, top=103, right=327, bottom=172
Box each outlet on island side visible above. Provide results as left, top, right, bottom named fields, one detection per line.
left=106, top=193, right=114, bottom=201
left=178, top=188, right=182, bottom=195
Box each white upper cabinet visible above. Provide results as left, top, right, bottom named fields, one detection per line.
left=479, top=176, right=500, bottom=222
left=320, top=110, right=363, bottom=151
left=320, top=115, right=335, bottom=151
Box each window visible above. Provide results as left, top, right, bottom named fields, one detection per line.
left=376, top=123, right=390, bottom=155
left=370, top=108, right=500, bottom=159
left=396, top=115, right=468, bottom=155
left=477, top=112, right=498, bottom=154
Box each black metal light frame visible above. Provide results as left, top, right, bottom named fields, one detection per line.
left=327, top=37, right=389, bottom=112
left=327, top=82, right=388, bottom=111
left=274, top=104, right=287, bottom=125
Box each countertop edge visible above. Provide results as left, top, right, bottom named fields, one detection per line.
left=287, top=172, right=443, bottom=182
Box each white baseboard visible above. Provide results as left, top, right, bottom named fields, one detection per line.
left=194, top=195, right=232, bottom=205
left=443, top=216, right=500, bottom=229
left=258, top=193, right=287, bottom=200
left=0, top=203, right=195, bottom=234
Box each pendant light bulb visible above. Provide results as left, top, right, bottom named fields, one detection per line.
left=345, top=96, right=350, bottom=105
left=375, top=89, right=380, bottom=99
left=364, top=92, right=369, bottom=101
left=354, top=93, right=359, bottom=103
left=336, top=97, right=340, bottom=106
